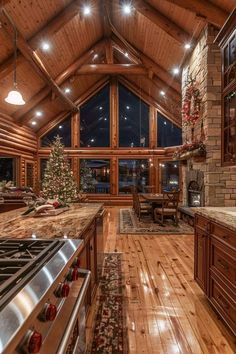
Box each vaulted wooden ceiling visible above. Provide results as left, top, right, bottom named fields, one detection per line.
left=0, top=0, right=234, bottom=132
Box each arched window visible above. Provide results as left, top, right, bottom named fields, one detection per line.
left=119, top=84, right=149, bottom=147
left=157, top=113, right=182, bottom=147
left=40, top=115, right=72, bottom=147
left=80, top=84, right=110, bottom=147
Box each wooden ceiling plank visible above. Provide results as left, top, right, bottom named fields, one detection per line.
left=165, top=0, right=228, bottom=28
left=15, top=39, right=106, bottom=122
left=135, top=0, right=191, bottom=44
left=101, top=0, right=112, bottom=38
left=0, top=8, right=78, bottom=112
left=111, top=34, right=181, bottom=94
left=77, top=64, right=147, bottom=75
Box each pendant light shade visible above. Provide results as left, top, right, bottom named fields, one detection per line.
left=5, top=89, right=25, bottom=105
left=4, top=23, right=25, bottom=105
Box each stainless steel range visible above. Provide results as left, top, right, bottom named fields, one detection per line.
left=0, top=238, right=91, bottom=354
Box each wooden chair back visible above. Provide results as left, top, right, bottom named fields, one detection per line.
left=162, top=190, right=180, bottom=210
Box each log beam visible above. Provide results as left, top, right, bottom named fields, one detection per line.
left=165, top=0, right=228, bottom=28
left=135, top=0, right=191, bottom=44
left=14, top=39, right=106, bottom=121
left=77, top=64, right=147, bottom=75
left=0, top=9, right=78, bottom=112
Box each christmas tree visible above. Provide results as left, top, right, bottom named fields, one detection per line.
left=80, top=160, right=96, bottom=192
left=42, top=136, right=77, bottom=203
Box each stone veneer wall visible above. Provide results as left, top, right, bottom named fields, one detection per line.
left=182, top=25, right=236, bottom=207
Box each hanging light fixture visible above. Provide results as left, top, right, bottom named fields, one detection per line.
left=5, top=25, right=25, bottom=105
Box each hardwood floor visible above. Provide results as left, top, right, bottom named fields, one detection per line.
left=87, top=207, right=236, bottom=354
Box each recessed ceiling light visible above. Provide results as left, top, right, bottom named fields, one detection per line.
left=83, top=5, right=91, bottom=16
left=31, top=121, right=37, bottom=126
left=41, top=42, right=50, bottom=51
left=93, top=53, right=98, bottom=60
left=64, top=88, right=71, bottom=94
left=160, top=91, right=165, bottom=96
left=172, top=67, right=180, bottom=75
left=125, top=52, right=129, bottom=57
left=184, top=43, right=191, bottom=50
left=122, top=3, right=132, bottom=15
left=36, top=111, right=42, bottom=117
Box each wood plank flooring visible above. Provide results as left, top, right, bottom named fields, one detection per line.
left=86, top=207, right=236, bottom=354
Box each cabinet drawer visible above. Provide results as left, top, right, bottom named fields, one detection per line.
left=195, top=214, right=209, bottom=231
left=210, top=239, right=236, bottom=289
left=211, top=222, right=236, bottom=249
left=209, top=275, right=236, bottom=335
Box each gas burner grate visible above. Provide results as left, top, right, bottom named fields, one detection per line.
left=0, top=239, right=63, bottom=309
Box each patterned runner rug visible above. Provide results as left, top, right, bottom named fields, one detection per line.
left=87, top=253, right=127, bottom=353
left=119, top=208, right=193, bottom=234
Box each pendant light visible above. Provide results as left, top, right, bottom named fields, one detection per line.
left=5, top=26, right=25, bottom=105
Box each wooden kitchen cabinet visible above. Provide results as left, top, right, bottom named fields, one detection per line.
left=195, top=214, right=236, bottom=335
left=79, top=219, right=98, bottom=302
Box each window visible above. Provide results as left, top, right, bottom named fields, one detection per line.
left=157, top=113, right=182, bottom=147
left=119, top=84, right=149, bottom=147
left=80, top=159, right=110, bottom=193
left=0, top=157, right=16, bottom=184
left=160, top=161, right=180, bottom=191
left=119, top=159, right=149, bottom=194
left=41, top=116, right=72, bottom=147
left=80, top=85, right=110, bottom=147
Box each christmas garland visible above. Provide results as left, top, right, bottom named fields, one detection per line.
left=182, top=79, right=201, bottom=126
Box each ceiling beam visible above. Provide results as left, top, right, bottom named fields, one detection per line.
left=135, top=0, right=191, bottom=44
left=0, top=0, right=82, bottom=80
left=105, top=39, right=113, bottom=64
left=101, top=0, right=112, bottom=38
left=0, top=8, right=78, bottom=112
left=111, top=34, right=181, bottom=94
left=15, top=39, right=106, bottom=121
left=77, top=64, right=147, bottom=75
left=165, top=0, right=228, bottom=28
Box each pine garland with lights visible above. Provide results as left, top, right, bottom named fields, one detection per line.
left=42, top=136, right=77, bottom=203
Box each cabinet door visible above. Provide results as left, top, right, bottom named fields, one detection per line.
left=194, top=227, right=208, bottom=292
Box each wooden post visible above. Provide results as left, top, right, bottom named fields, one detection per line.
left=110, top=77, right=118, bottom=149
left=72, top=111, right=79, bottom=148
left=149, top=106, right=156, bottom=149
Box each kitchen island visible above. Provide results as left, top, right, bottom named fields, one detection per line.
left=0, top=202, right=103, bottom=239
left=0, top=202, right=104, bottom=301
left=194, top=207, right=236, bottom=336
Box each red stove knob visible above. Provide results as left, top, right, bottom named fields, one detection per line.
left=73, top=256, right=81, bottom=267
left=42, top=303, right=57, bottom=321
left=56, top=282, right=70, bottom=297
left=67, top=267, right=79, bottom=281
left=26, top=330, right=42, bottom=354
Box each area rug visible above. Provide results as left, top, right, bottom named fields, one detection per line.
left=119, top=208, right=193, bottom=234
left=87, top=253, right=127, bottom=354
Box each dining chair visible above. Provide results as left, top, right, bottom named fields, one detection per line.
left=154, top=190, right=180, bottom=226
left=134, top=192, right=152, bottom=220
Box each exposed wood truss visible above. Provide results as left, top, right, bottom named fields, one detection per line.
left=165, top=0, right=228, bottom=28
left=0, top=9, right=78, bottom=112
left=135, top=0, right=191, bottom=44
left=14, top=39, right=106, bottom=121
left=0, top=0, right=83, bottom=80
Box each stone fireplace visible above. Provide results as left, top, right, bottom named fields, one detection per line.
left=186, top=169, right=204, bottom=207
left=182, top=25, right=236, bottom=207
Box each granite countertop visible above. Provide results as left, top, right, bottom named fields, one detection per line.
left=0, top=203, right=103, bottom=239
left=192, top=207, right=236, bottom=232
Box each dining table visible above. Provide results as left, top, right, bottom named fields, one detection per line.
left=140, top=193, right=165, bottom=220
